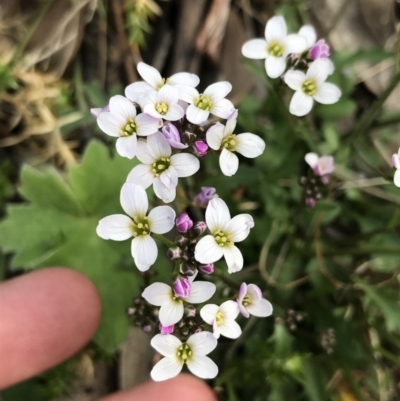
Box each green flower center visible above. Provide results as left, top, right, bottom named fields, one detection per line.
left=215, top=311, right=224, bottom=326
left=121, top=118, right=137, bottom=137
left=213, top=229, right=233, bottom=248
left=155, top=102, right=169, bottom=115
left=221, top=134, right=237, bottom=152
left=151, top=157, right=171, bottom=177
left=242, top=295, right=252, bottom=307
left=302, top=79, right=317, bottom=96
left=131, top=215, right=150, bottom=237
left=176, top=343, right=193, bottom=363
left=195, top=95, right=212, bottom=111
left=267, top=40, right=284, bottom=57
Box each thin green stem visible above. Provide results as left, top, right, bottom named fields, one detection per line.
left=152, top=233, right=175, bottom=248
left=213, top=269, right=240, bottom=290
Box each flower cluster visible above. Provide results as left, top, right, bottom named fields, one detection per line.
left=242, top=16, right=341, bottom=116
left=94, top=61, right=271, bottom=381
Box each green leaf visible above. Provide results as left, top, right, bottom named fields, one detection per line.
left=302, top=358, right=329, bottom=401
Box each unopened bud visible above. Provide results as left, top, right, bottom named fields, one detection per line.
left=190, top=221, right=207, bottom=238
left=185, top=304, right=196, bottom=318
left=176, top=213, right=194, bottom=233
left=167, top=246, right=183, bottom=260
left=181, top=129, right=196, bottom=145
left=192, top=140, right=208, bottom=157
left=173, top=276, right=191, bottom=298
left=305, top=198, right=316, bottom=207
left=193, top=187, right=217, bottom=207
left=162, top=123, right=188, bottom=149
left=180, top=325, right=190, bottom=336
left=159, top=323, right=174, bottom=335
left=175, top=235, right=190, bottom=249
left=198, top=263, right=214, bottom=275
left=309, top=39, right=330, bottom=60
left=181, top=261, right=197, bottom=276
left=143, top=324, right=152, bottom=333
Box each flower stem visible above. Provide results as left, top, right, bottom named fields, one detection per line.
left=152, top=233, right=175, bottom=248
left=213, top=270, right=240, bottom=290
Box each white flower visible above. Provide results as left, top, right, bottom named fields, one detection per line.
left=284, top=59, right=341, bottom=116
left=141, top=85, right=185, bottom=121
left=200, top=301, right=241, bottom=339
left=391, top=148, right=400, bottom=187
left=125, top=62, right=200, bottom=104
left=305, top=152, right=334, bottom=176
left=178, top=82, right=235, bottom=125
left=142, top=278, right=216, bottom=326
left=206, top=110, right=265, bottom=176
left=96, top=183, right=175, bottom=271
left=150, top=332, right=218, bottom=381
left=237, top=283, right=273, bottom=318
left=194, top=198, right=254, bottom=273
left=96, top=95, right=161, bottom=159
left=241, top=16, right=307, bottom=78
left=127, top=132, right=200, bottom=203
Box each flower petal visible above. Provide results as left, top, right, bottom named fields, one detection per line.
left=206, top=123, right=225, bottom=150
left=160, top=167, right=178, bottom=190
left=211, top=98, right=235, bottom=119
left=206, top=197, right=231, bottom=232
left=135, top=140, right=155, bottom=164
left=247, top=284, right=262, bottom=303
left=184, top=282, right=216, bottom=303
left=159, top=300, right=184, bottom=326
left=284, top=70, right=305, bottom=91
left=142, top=283, right=172, bottom=306
left=223, top=245, right=244, bottom=273
left=151, top=356, right=183, bottom=381
left=135, top=113, right=161, bottom=136
left=168, top=72, right=200, bottom=87
left=241, top=39, right=268, bottom=59
left=187, top=331, right=218, bottom=356
left=265, top=16, right=287, bottom=42
left=394, top=169, right=400, bottom=188
left=226, top=214, right=254, bottom=242
left=96, top=215, right=132, bottom=240
left=153, top=178, right=176, bottom=203
left=306, top=59, right=330, bottom=84
left=125, top=81, right=153, bottom=103
left=157, top=85, right=179, bottom=105
left=204, top=82, right=232, bottom=103
left=186, top=104, right=209, bottom=124
left=220, top=300, right=240, bottom=320
left=148, top=205, right=176, bottom=234
left=219, top=148, right=239, bottom=176
left=187, top=355, right=218, bottom=379
left=218, top=319, right=242, bottom=339
left=247, top=298, right=273, bottom=317
left=137, top=62, right=163, bottom=89
left=200, top=304, right=219, bottom=325
left=150, top=333, right=182, bottom=356
left=236, top=133, right=265, bottom=158
left=298, top=25, right=317, bottom=48
left=164, top=104, right=185, bottom=122
left=284, top=34, right=308, bottom=55
left=109, top=95, right=137, bottom=119
left=265, top=56, right=286, bottom=79
left=313, top=82, right=341, bottom=104
left=224, top=110, right=238, bottom=135
left=170, top=154, right=200, bottom=177
left=289, top=91, right=314, bottom=116
left=97, top=112, right=125, bottom=137
left=126, top=164, right=154, bottom=189
left=175, top=86, right=198, bottom=104
left=120, top=182, right=148, bottom=217
left=147, top=132, right=172, bottom=158
left=195, top=235, right=224, bottom=264
left=131, top=235, right=158, bottom=271
left=116, top=135, right=137, bottom=159
left=305, top=152, right=319, bottom=168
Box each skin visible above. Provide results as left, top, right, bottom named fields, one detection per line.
left=0, top=267, right=216, bottom=401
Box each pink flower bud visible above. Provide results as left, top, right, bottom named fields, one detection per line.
left=159, top=323, right=174, bottom=335
left=173, top=277, right=191, bottom=298
left=193, top=187, right=217, bottom=207
left=198, top=263, right=214, bottom=275
left=306, top=198, right=316, bottom=207
left=193, top=140, right=208, bottom=157
left=309, top=39, right=330, bottom=60
left=176, top=213, right=193, bottom=233
left=162, top=123, right=188, bottom=149
left=191, top=221, right=207, bottom=238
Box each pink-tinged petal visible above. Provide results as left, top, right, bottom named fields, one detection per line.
left=153, top=178, right=176, bottom=203
left=305, top=152, right=319, bottom=168
left=200, top=304, right=219, bottom=325
left=223, top=245, right=244, bottom=274
left=206, top=123, right=225, bottom=150
left=96, top=215, right=132, bottom=240
left=265, top=16, right=287, bottom=42
left=135, top=140, right=154, bottom=164
left=90, top=108, right=103, bottom=118
left=151, top=356, right=183, bottom=381
left=135, top=113, right=161, bottom=136
left=187, top=331, right=218, bottom=356
left=147, top=131, right=172, bottom=158
left=195, top=235, right=224, bottom=264
left=306, top=59, right=330, bottom=84
left=265, top=56, right=286, bottom=79
left=284, top=34, right=308, bottom=55
left=186, top=104, right=209, bottom=125
left=164, top=103, right=185, bottom=121
left=131, top=235, right=158, bottom=271
left=247, top=284, right=262, bottom=302
left=109, top=95, right=137, bottom=119
left=238, top=302, right=250, bottom=318
left=238, top=282, right=247, bottom=302
left=284, top=70, right=305, bottom=91
left=184, top=282, right=216, bottom=303
left=226, top=214, right=254, bottom=242
left=220, top=300, right=240, bottom=320
left=218, top=319, right=242, bottom=339
left=126, top=164, right=154, bottom=189
left=313, top=82, right=341, bottom=104
left=206, top=197, right=231, bottom=232
left=392, top=153, right=400, bottom=169
left=289, top=91, right=314, bottom=116
left=394, top=169, right=400, bottom=188
left=150, top=333, right=182, bottom=356
left=175, top=86, right=198, bottom=104
left=236, top=133, right=265, bottom=158
left=219, top=148, right=239, bottom=176
left=168, top=72, right=200, bottom=87
left=187, top=355, right=218, bottom=379
left=204, top=81, right=232, bottom=103
left=241, top=39, right=268, bottom=59
left=159, top=300, right=184, bottom=326
left=97, top=112, right=125, bottom=137
left=170, top=153, right=200, bottom=177
left=316, top=156, right=335, bottom=175
left=157, top=85, right=179, bottom=105
left=160, top=167, right=178, bottom=190
left=137, top=62, right=163, bottom=88
left=120, top=182, right=148, bottom=217
left=246, top=298, right=273, bottom=317
left=142, top=283, right=172, bottom=306
left=125, top=81, right=153, bottom=102
left=298, top=25, right=317, bottom=48
left=116, top=135, right=137, bottom=159
left=148, top=205, right=176, bottom=234
left=211, top=98, right=235, bottom=119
